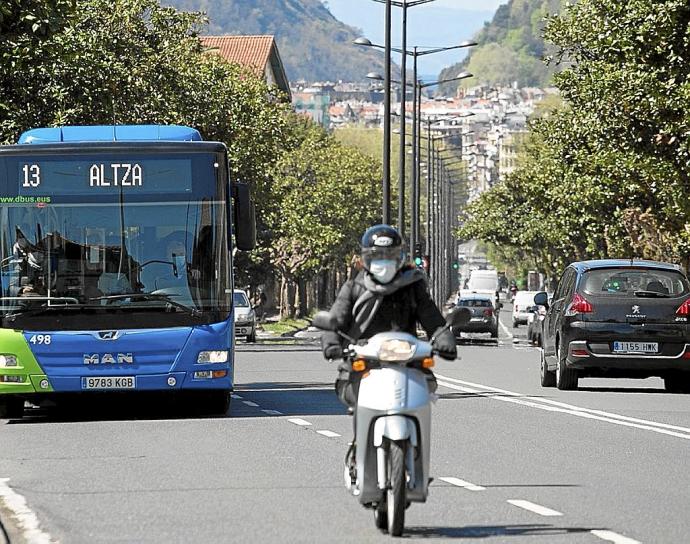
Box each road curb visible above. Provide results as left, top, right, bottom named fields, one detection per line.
left=0, top=501, right=17, bottom=544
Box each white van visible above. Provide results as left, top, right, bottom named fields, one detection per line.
left=512, top=290, right=544, bottom=327
left=468, top=269, right=499, bottom=292
left=459, top=269, right=500, bottom=309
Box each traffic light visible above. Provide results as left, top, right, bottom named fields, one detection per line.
left=452, top=261, right=459, bottom=270
left=413, top=242, right=423, bottom=268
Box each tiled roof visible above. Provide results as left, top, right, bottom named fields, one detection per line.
left=200, top=35, right=290, bottom=99
left=201, top=35, right=274, bottom=75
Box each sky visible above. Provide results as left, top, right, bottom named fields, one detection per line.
left=323, top=1, right=508, bottom=76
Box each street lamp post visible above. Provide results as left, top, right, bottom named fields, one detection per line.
left=383, top=0, right=392, bottom=224
left=372, top=0, right=439, bottom=237
left=356, top=37, right=476, bottom=238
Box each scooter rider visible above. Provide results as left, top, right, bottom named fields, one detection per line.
left=321, top=224, right=458, bottom=409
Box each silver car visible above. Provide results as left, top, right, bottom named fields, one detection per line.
left=233, top=289, right=256, bottom=343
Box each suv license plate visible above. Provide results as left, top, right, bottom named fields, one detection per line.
left=613, top=342, right=658, bottom=354
left=82, top=377, right=136, bottom=390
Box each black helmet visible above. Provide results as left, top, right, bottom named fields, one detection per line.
left=360, top=225, right=407, bottom=283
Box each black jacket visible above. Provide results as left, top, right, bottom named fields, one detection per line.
left=323, top=268, right=446, bottom=349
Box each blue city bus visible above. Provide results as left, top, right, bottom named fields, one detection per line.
left=0, top=125, right=255, bottom=418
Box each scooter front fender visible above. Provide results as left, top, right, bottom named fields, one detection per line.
left=373, top=415, right=418, bottom=447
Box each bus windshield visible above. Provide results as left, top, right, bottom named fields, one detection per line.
left=0, top=147, right=231, bottom=330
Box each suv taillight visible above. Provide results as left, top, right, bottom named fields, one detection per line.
left=483, top=308, right=493, bottom=317
left=565, top=293, right=593, bottom=316
left=676, top=299, right=690, bottom=316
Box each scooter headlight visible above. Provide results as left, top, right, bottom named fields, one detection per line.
left=378, top=339, right=416, bottom=362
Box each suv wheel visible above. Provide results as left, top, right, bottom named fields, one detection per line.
left=664, top=374, right=690, bottom=394
left=540, top=349, right=556, bottom=387
left=555, top=339, right=578, bottom=390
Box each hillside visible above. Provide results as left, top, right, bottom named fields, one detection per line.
left=438, top=0, right=563, bottom=94
left=162, top=0, right=385, bottom=83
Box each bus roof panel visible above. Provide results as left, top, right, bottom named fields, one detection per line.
left=18, top=125, right=203, bottom=144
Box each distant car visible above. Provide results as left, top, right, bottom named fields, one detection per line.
left=539, top=259, right=690, bottom=392
left=233, top=289, right=256, bottom=343
left=512, top=290, right=545, bottom=327
left=526, top=305, right=547, bottom=346
left=452, top=293, right=499, bottom=338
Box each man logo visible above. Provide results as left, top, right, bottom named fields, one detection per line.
left=83, top=353, right=134, bottom=365
left=98, top=331, right=120, bottom=340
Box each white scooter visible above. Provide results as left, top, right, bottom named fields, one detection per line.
left=313, top=307, right=469, bottom=537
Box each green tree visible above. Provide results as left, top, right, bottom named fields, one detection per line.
left=267, top=119, right=381, bottom=317
left=460, top=0, right=690, bottom=276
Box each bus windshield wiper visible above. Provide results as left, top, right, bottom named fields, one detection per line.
left=1, top=296, right=86, bottom=319
left=89, top=293, right=202, bottom=317
left=633, top=290, right=671, bottom=298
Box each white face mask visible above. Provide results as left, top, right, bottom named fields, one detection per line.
left=369, top=259, right=398, bottom=284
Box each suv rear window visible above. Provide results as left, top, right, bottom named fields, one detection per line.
left=581, top=268, right=690, bottom=297
left=458, top=299, right=492, bottom=307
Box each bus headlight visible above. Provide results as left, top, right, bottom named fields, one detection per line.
left=0, top=355, right=18, bottom=368
left=197, top=351, right=228, bottom=364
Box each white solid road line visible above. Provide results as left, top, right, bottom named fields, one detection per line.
left=436, top=374, right=690, bottom=441
left=261, top=409, right=283, bottom=416
left=287, top=418, right=312, bottom=426
left=242, top=401, right=259, bottom=407
left=438, top=477, right=485, bottom=491
left=316, top=430, right=341, bottom=438
left=498, top=319, right=514, bottom=339
left=0, top=478, right=53, bottom=544
left=591, top=530, right=642, bottom=544
left=507, top=499, right=563, bottom=517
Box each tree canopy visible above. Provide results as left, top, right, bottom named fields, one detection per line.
left=459, top=0, right=690, bottom=278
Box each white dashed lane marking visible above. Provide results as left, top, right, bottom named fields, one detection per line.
left=231, top=394, right=243, bottom=399
left=507, top=499, right=563, bottom=517
left=591, top=530, right=641, bottom=544
left=316, top=430, right=341, bottom=438
left=287, top=418, right=312, bottom=426
left=242, top=401, right=259, bottom=407
left=438, top=476, right=485, bottom=491
left=261, top=409, right=283, bottom=416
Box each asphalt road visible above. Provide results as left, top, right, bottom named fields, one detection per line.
left=1, top=308, right=689, bottom=543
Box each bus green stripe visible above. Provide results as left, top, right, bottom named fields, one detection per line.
left=0, top=329, right=52, bottom=393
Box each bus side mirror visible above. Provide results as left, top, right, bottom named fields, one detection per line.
left=233, top=183, right=256, bottom=251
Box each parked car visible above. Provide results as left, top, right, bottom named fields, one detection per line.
left=526, top=305, right=547, bottom=346
left=233, top=289, right=256, bottom=343
left=512, top=290, right=545, bottom=327
left=452, top=293, right=499, bottom=338
left=538, top=259, right=690, bottom=392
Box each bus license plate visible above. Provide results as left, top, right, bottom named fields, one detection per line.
left=82, top=377, right=136, bottom=390
left=613, top=342, right=658, bottom=354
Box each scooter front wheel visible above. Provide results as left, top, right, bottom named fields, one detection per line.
left=387, top=440, right=406, bottom=536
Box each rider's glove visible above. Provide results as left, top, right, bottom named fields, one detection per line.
left=321, top=331, right=343, bottom=360
left=432, top=327, right=457, bottom=360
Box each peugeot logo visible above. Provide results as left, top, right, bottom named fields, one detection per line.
left=98, top=331, right=120, bottom=340
left=632, top=305, right=641, bottom=314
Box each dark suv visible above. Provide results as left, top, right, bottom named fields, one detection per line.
left=537, top=260, right=690, bottom=392
left=452, top=293, right=499, bottom=338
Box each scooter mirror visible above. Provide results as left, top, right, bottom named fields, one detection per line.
left=446, top=306, right=471, bottom=327
left=312, top=311, right=337, bottom=331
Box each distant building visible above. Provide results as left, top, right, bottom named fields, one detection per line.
left=200, top=35, right=291, bottom=101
